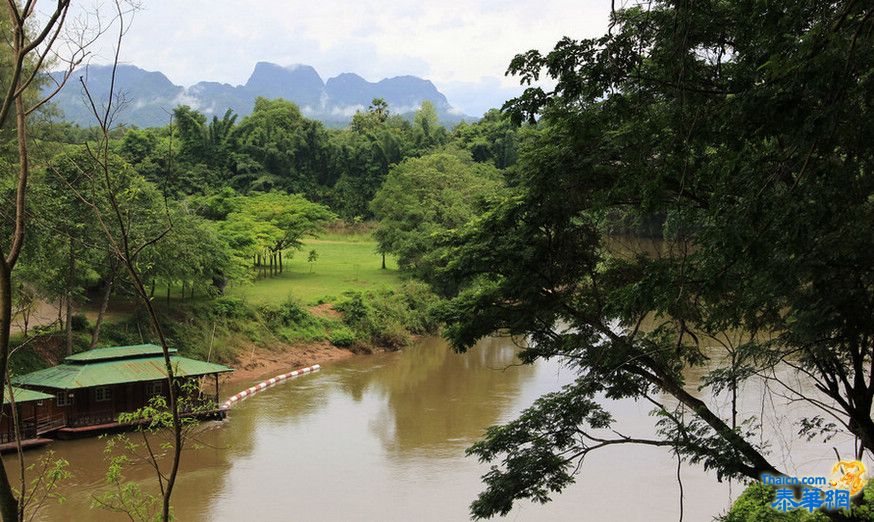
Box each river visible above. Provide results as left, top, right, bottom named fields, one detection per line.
left=9, top=335, right=859, bottom=521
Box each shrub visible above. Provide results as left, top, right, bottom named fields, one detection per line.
left=258, top=298, right=320, bottom=329
left=254, top=298, right=328, bottom=344
left=70, top=314, right=90, bottom=332
left=329, top=327, right=356, bottom=347
left=209, top=296, right=252, bottom=321
left=277, top=298, right=312, bottom=325
left=334, top=282, right=441, bottom=349
left=374, top=322, right=410, bottom=349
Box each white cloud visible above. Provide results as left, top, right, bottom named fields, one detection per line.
left=171, top=91, right=201, bottom=110
left=67, top=0, right=612, bottom=116
left=331, top=104, right=366, bottom=117
left=438, top=76, right=527, bottom=116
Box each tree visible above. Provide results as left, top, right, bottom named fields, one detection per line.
left=371, top=149, right=503, bottom=277
left=452, top=109, right=525, bottom=169
left=210, top=211, right=277, bottom=281
left=231, top=191, right=335, bottom=277
left=349, top=98, right=390, bottom=132
left=173, top=105, right=208, bottom=162
left=118, top=128, right=158, bottom=164
left=430, top=1, right=874, bottom=519
left=369, top=98, right=389, bottom=122
left=230, top=97, right=331, bottom=194
left=329, top=109, right=408, bottom=219
left=67, top=8, right=198, bottom=519
left=39, top=148, right=114, bottom=354
left=307, top=249, right=318, bottom=273
left=118, top=127, right=179, bottom=196
left=411, top=100, right=448, bottom=154
left=0, top=2, right=91, bottom=518
left=171, top=105, right=237, bottom=193
left=139, top=201, right=234, bottom=299
left=195, top=191, right=333, bottom=281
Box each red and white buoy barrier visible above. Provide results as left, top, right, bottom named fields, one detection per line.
left=221, top=364, right=321, bottom=410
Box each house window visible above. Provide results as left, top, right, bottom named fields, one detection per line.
left=56, top=392, right=72, bottom=407
left=148, top=381, right=163, bottom=397
left=95, top=386, right=112, bottom=402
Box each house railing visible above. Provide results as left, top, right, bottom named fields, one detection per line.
left=36, top=413, right=66, bottom=435
left=0, top=420, right=36, bottom=444
left=67, top=410, right=118, bottom=428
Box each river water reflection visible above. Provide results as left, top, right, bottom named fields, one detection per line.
left=12, top=335, right=858, bottom=521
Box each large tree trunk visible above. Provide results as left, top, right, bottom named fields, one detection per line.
left=642, top=359, right=779, bottom=479
left=0, top=3, right=77, bottom=518
left=381, top=253, right=386, bottom=270
left=0, top=93, right=28, bottom=519
left=66, top=237, right=74, bottom=356
left=279, top=251, right=283, bottom=273
left=0, top=262, right=20, bottom=521
left=90, top=263, right=118, bottom=348
left=65, top=296, right=73, bottom=356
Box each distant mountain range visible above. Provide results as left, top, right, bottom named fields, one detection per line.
left=46, top=62, right=473, bottom=128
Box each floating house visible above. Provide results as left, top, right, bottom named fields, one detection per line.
left=0, top=387, right=59, bottom=452
left=13, top=344, right=232, bottom=439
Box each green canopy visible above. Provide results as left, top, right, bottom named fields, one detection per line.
left=12, top=344, right=232, bottom=390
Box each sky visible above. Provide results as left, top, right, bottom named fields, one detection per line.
left=61, top=0, right=613, bottom=116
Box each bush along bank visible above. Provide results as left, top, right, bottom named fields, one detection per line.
left=333, top=280, right=441, bottom=351
left=9, top=281, right=443, bottom=374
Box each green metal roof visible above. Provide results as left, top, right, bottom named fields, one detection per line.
left=65, top=344, right=177, bottom=363
left=12, top=355, right=232, bottom=390
left=4, top=387, right=53, bottom=405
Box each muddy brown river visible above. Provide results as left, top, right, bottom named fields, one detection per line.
left=7, top=335, right=859, bottom=521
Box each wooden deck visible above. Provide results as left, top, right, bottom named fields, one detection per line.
left=55, top=409, right=227, bottom=439
left=0, top=438, right=53, bottom=454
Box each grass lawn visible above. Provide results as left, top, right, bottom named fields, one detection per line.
left=229, top=233, right=403, bottom=304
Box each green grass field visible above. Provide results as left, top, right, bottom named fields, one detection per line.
left=229, top=233, right=403, bottom=304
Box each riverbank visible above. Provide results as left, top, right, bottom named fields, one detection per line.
left=9, top=233, right=440, bottom=380
left=226, top=340, right=354, bottom=383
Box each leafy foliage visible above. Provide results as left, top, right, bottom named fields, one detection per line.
left=93, top=380, right=212, bottom=521
left=371, top=149, right=504, bottom=275
left=467, top=376, right=614, bottom=518
left=335, top=281, right=440, bottom=349
left=427, top=0, right=874, bottom=518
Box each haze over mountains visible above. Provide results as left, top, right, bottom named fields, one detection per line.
left=48, top=62, right=472, bottom=128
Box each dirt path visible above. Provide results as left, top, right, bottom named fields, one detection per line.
left=12, top=300, right=60, bottom=335
left=12, top=299, right=132, bottom=336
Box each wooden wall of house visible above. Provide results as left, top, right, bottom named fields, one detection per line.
left=20, top=376, right=215, bottom=427
left=0, top=403, right=37, bottom=429
left=26, top=380, right=169, bottom=424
